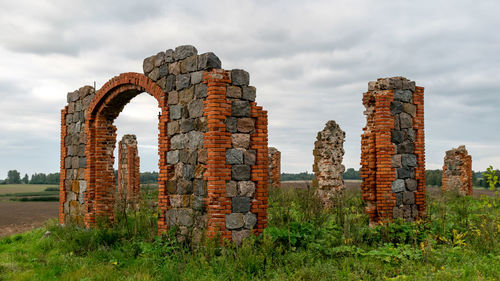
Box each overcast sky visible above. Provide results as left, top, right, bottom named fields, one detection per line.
left=1, top=0, right=499, bottom=178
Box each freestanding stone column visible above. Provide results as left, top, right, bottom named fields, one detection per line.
left=442, top=145, right=472, bottom=196
left=117, top=134, right=140, bottom=208
left=268, top=147, right=281, bottom=188
left=312, top=120, right=345, bottom=207
left=361, top=77, right=425, bottom=224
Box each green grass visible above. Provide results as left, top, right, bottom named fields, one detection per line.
left=1, top=188, right=500, bottom=280
left=0, top=184, right=58, bottom=195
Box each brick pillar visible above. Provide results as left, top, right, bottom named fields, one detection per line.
left=59, top=107, right=68, bottom=224
left=268, top=147, right=281, bottom=188
left=442, top=145, right=473, bottom=196
left=361, top=77, right=425, bottom=225
left=117, top=134, right=141, bottom=208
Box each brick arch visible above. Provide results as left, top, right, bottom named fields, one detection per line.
left=83, top=72, right=170, bottom=228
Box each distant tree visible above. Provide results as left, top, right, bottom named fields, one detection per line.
left=22, top=174, right=29, bottom=184
left=30, top=173, right=47, bottom=184
left=343, top=168, right=361, bottom=180
left=425, top=170, right=442, bottom=186
left=45, top=173, right=60, bottom=184
left=140, top=171, right=159, bottom=184
left=281, top=172, right=314, bottom=181
left=6, top=170, right=21, bottom=184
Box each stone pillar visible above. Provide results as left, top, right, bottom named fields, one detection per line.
left=117, top=134, right=141, bottom=208
left=312, top=120, right=345, bottom=207
left=59, top=86, right=94, bottom=224
left=361, top=77, right=425, bottom=224
left=442, top=145, right=472, bottom=196
left=268, top=147, right=281, bottom=188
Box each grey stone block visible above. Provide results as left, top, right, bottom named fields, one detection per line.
left=393, top=206, right=403, bottom=219
left=244, top=212, right=257, bottom=229
left=391, top=130, right=403, bottom=144
left=391, top=154, right=402, bottom=168
left=226, top=213, right=244, bottom=229
left=226, top=117, right=237, bottom=132
left=179, top=150, right=197, bottom=165
left=187, top=131, right=203, bottom=150
left=397, top=167, right=414, bottom=179
left=188, top=99, right=203, bottom=118
left=176, top=179, right=193, bottom=194
left=394, top=90, right=413, bottom=103
left=242, top=86, right=256, bottom=101
left=180, top=119, right=194, bottom=133
left=396, top=192, right=403, bottom=206
left=165, top=75, right=176, bottom=92
left=165, top=49, right=174, bottom=63
left=174, top=45, right=198, bottom=61
left=170, top=104, right=183, bottom=120
left=238, top=181, right=255, bottom=197
left=178, top=209, right=194, bottom=227
left=244, top=150, right=256, bottom=165
left=404, top=128, right=416, bottom=142
left=159, top=64, right=169, bottom=77
left=226, top=181, right=237, bottom=197
left=397, top=142, right=414, bottom=154
left=180, top=55, right=197, bottom=73
left=392, top=179, right=405, bottom=193
left=232, top=197, right=251, bottom=213
left=232, top=165, right=251, bottom=181
left=192, top=196, right=204, bottom=211
left=194, top=83, right=207, bottom=98
left=171, top=134, right=187, bottom=149
left=226, top=149, right=244, bottom=165
left=147, top=67, right=160, bottom=81
left=231, top=69, right=249, bottom=86
left=167, top=150, right=179, bottom=164
left=167, top=121, right=179, bottom=136
left=194, top=179, right=206, bottom=196
left=227, top=86, right=242, bottom=98
left=403, top=192, right=415, bottom=204
left=402, top=154, right=417, bottom=167
left=183, top=164, right=195, bottom=180
left=191, top=71, right=203, bottom=84
left=143, top=56, right=155, bottom=74
left=231, top=100, right=250, bottom=117
left=179, top=86, right=194, bottom=104
left=399, top=112, right=412, bottom=129
left=194, top=117, right=207, bottom=132
left=198, top=52, right=221, bottom=70
left=405, top=179, right=417, bottom=191
left=176, top=74, right=191, bottom=90
left=390, top=101, right=404, bottom=115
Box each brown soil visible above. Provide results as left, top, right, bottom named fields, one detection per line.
left=0, top=201, right=58, bottom=237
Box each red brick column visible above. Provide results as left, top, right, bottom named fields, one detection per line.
left=361, top=77, right=425, bottom=224
left=442, top=145, right=472, bottom=196
left=251, top=105, right=268, bottom=235
left=414, top=87, right=426, bottom=214
left=374, top=90, right=396, bottom=223
left=157, top=95, right=170, bottom=235
left=59, top=107, right=68, bottom=224
left=268, top=147, right=281, bottom=188
left=203, top=69, right=232, bottom=240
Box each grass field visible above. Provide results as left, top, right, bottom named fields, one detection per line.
left=0, top=186, right=499, bottom=280
left=0, top=184, right=58, bottom=195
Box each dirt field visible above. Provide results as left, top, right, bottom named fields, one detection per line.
left=0, top=184, right=58, bottom=195
left=0, top=201, right=58, bottom=237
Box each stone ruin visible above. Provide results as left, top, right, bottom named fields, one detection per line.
left=312, top=120, right=345, bottom=207
left=361, top=77, right=426, bottom=224
left=442, top=145, right=472, bottom=196
left=268, top=147, right=281, bottom=188
left=117, top=134, right=140, bottom=208
left=59, top=45, right=269, bottom=243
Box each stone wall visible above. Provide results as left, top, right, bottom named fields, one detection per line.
left=59, top=45, right=269, bottom=243
left=442, top=145, right=472, bottom=196
left=360, top=77, right=425, bottom=224
left=268, top=147, right=281, bottom=188
left=117, top=134, right=140, bottom=208
left=312, top=120, right=345, bottom=207
left=59, top=86, right=94, bottom=224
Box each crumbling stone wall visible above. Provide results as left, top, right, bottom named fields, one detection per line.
left=59, top=86, right=94, bottom=224
left=361, top=77, right=425, bottom=224
left=117, top=134, right=140, bottom=207
left=268, top=147, right=281, bottom=188
left=59, top=45, right=269, bottom=243
left=442, top=145, right=472, bottom=196
left=312, top=120, right=345, bottom=207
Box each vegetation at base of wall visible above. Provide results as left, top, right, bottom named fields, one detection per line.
left=1, top=187, right=500, bottom=280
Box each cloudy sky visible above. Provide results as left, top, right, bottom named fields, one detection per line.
left=1, top=0, right=499, bottom=178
